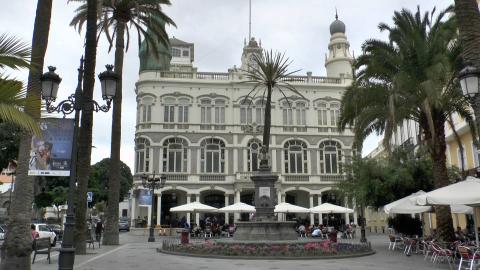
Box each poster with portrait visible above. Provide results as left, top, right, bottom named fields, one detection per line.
left=137, top=189, right=152, bottom=206
left=28, top=118, right=74, bottom=176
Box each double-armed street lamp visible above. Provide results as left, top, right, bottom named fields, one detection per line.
left=459, top=64, right=480, bottom=136
left=141, top=171, right=167, bottom=242
left=40, top=57, right=118, bottom=270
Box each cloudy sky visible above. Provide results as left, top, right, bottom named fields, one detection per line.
left=3, top=0, right=452, bottom=170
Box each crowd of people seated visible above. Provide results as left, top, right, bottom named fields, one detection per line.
left=188, top=215, right=237, bottom=238
left=296, top=222, right=357, bottom=240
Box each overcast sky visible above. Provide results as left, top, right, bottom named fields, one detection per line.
left=3, top=0, right=452, bottom=170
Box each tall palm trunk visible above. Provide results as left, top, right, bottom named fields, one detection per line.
left=0, top=1, right=52, bottom=269
left=455, top=0, right=480, bottom=135
left=429, top=116, right=455, bottom=242
left=103, top=21, right=125, bottom=245
left=260, top=85, right=272, bottom=168
left=74, top=0, right=97, bottom=254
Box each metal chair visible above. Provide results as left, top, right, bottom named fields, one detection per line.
left=457, top=246, right=480, bottom=270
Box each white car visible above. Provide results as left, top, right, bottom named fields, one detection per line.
left=33, top=223, right=57, bottom=246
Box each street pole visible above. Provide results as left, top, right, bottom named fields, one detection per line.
left=41, top=59, right=117, bottom=270
left=148, top=184, right=156, bottom=242
left=58, top=57, right=84, bottom=270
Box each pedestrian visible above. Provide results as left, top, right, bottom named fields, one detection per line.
left=31, top=224, right=39, bottom=240
left=95, top=219, right=103, bottom=242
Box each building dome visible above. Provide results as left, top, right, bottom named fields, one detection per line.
left=329, top=14, right=345, bottom=35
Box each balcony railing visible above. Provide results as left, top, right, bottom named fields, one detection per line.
left=284, top=174, right=310, bottom=182
left=320, top=174, right=346, bottom=182
left=199, top=174, right=226, bottom=181
left=163, top=173, right=188, bottom=181
left=142, top=71, right=343, bottom=84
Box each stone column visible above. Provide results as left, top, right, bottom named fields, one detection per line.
left=309, top=195, right=314, bottom=225
left=317, top=195, right=322, bottom=225
left=224, top=194, right=229, bottom=223
left=186, top=194, right=191, bottom=225
left=277, top=190, right=282, bottom=221
left=156, top=193, right=162, bottom=226
left=195, top=194, right=200, bottom=226
left=344, top=196, right=350, bottom=224
left=353, top=198, right=358, bottom=225
left=131, top=195, right=136, bottom=226
left=271, top=149, right=277, bottom=172
left=147, top=205, right=152, bottom=227
left=234, top=190, right=240, bottom=221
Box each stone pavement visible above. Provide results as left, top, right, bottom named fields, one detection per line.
left=32, top=232, right=453, bottom=270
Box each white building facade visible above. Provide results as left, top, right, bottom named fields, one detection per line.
left=131, top=16, right=357, bottom=227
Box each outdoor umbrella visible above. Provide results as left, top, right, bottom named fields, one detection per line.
left=414, top=176, right=480, bottom=246
left=310, top=203, right=354, bottom=214
left=217, top=202, right=256, bottom=213
left=274, top=202, right=310, bottom=213
left=384, top=191, right=432, bottom=215
left=170, top=201, right=218, bottom=213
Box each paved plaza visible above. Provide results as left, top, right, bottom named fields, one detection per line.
left=30, top=232, right=455, bottom=270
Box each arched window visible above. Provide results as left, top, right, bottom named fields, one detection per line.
left=164, top=97, right=176, bottom=123
left=138, top=96, right=153, bottom=124
left=200, top=138, right=225, bottom=173
left=255, top=99, right=265, bottom=124
left=178, top=98, right=189, bottom=123
left=240, top=99, right=253, bottom=124
left=317, top=102, right=328, bottom=126
left=295, top=102, right=306, bottom=126
left=247, top=140, right=262, bottom=171
left=162, top=138, right=188, bottom=173
left=200, top=99, right=212, bottom=124
left=135, top=138, right=150, bottom=173
left=284, top=140, right=308, bottom=174
left=330, top=102, right=340, bottom=126
left=319, top=140, right=342, bottom=174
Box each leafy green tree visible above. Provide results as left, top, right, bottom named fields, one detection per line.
left=88, top=158, right=133, bottom=205
left=339, top=6, right=474, bottom=241
left=0, top=122, right=21, bottom=168
left=70, top=0, right=175, bottom=245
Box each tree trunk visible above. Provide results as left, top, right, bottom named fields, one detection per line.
left=74, top=0, right=97, bottom=255
left=103, top=22, right=125, bottom=246
left=0, top=1, right=52, bottom=269
left=429, top=118, right=455, bottom=242
left=455, top=0, right=480, bottom=135
left=260, top=86, right=272, bottom=168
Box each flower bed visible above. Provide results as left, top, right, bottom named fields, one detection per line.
left=160, top=239, right=373, bottom=259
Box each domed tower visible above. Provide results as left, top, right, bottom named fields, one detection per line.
left=325, top=12, right=353, bottom=78
left=139, top=16, right=172, bottom=72
left=240, top=37, right=263, bottom=71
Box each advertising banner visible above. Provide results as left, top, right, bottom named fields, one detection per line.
left=28, top=118, right=74, bottom=176
left=137, top=189, right=152, bottom=206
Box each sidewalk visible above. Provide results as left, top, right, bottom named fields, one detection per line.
left=32, top=232, right=453, bottom=270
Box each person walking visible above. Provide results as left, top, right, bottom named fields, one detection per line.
left=95, top=219, right=103, bottom=242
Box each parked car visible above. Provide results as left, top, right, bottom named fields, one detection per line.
left=46, top=224, right=63, bottom=240
left=118, top=219, right=130, bottom=232
left=33, top=223, right=56, bottom=246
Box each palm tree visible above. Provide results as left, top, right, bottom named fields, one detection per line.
left=73, top=0, right=99, bottom=255
left=70, top=0, right=175, bottom=245
left=242, top=50, right=302, bottom=168
left=0, top=1, right=53, bottom=269
left=0, top=34, right=41, bottom=135
left=339, top=6, right=475, bottom=241
left=454, top=0, right=480, bottom=136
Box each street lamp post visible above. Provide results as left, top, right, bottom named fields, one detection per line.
left=40, top=57, right=118, bottom=270
left=141, top=171, right=167, bottom=242
left=459, top=64, right=480, bottom=140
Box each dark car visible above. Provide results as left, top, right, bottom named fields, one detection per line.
left=47, top=224, right=63, bottom=240
left=118, top=219, right=130, bottom=232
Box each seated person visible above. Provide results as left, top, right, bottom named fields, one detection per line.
left=192, top=223, right=201, bottom=237
left=311, top=227, right=322, bottom=237
left=455, top=226, right=466, bottom=241
left=298, top=224, right=306, bottom=236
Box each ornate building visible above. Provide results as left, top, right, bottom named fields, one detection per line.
left=131, top=16, right=357, bottom=227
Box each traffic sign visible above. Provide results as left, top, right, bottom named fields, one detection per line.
left=87, top=192, right=93, bottom=202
